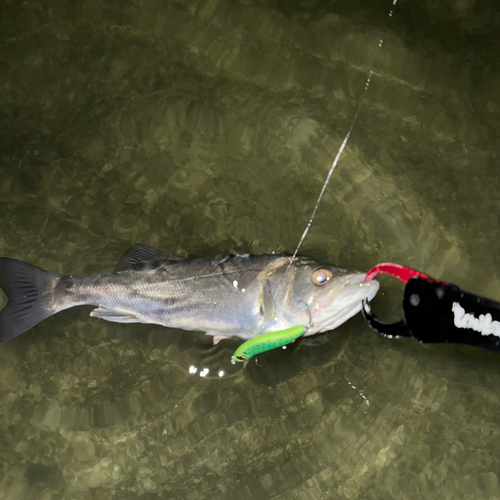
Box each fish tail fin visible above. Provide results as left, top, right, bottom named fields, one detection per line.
left=0, top=258, right=62, bottom=342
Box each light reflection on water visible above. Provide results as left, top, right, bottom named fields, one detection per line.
left=1, top=0, right=500, bottom=499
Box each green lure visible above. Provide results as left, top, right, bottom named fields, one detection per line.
left=231, top=325, right=306, bottom=363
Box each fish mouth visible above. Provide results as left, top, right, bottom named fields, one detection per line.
left=307, top=272, right=379, bottom=335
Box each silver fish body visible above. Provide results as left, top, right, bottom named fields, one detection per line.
left=0, top=244, right=379, bottom=342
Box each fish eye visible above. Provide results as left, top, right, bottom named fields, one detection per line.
left=312, top=268, right=333, bottom=286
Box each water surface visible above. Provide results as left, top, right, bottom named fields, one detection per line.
left=1, top=0, right=500, bottom=498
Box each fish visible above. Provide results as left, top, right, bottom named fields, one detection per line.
left=0, top=244, right=379, bottom=343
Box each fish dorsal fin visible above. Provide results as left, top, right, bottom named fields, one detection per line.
left=115, top=244, right=184, bottom=271
left=260, top=282, right=276, bottom=321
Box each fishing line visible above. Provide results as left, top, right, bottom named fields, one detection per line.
left=278, top=69, right=374, bottom=316
left=290, top=71, right=373, bottom=264
left=288, top=0, right=400, bottom=267
left=284, top=70, right=373, bottom=282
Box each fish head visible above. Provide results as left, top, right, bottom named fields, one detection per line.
left=288, top=260, right=380, bottom=335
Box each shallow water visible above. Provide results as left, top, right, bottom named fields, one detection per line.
left=1, top=0, right=500, bottom=498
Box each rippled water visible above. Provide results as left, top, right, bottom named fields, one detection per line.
left=1, top=0, right=500, bottom=498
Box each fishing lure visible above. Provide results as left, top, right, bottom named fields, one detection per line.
left=231, top=325, right=306, bottom=363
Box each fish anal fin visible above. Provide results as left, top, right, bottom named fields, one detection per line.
left=115, top=244, right=184, bottom=271
left=90, top=306, right=149, bottom=324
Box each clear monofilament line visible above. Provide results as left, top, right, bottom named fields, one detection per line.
left=287, top=70, right=373, bottom=271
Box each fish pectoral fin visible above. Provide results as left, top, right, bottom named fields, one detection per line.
left=90, top=306, right=149, bottom=324
left=115, top=244, right=184, bottom=271
left=212, top=335, right=231, bottom=345
left=260, top=282, right=276, bottom=321
left=205, top=331, right=247, bottom=343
